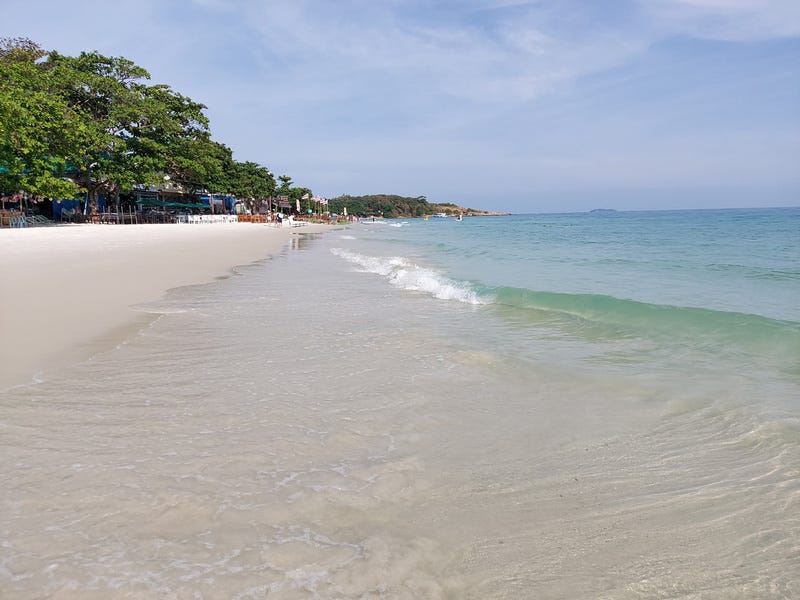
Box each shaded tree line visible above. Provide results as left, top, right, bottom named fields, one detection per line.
left=325, top=194, right=494, bottom=218
left=327, top=194, right=434, bottom=218
left=0, top=37, right=308, bottom=212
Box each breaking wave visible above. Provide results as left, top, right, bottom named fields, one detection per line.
left=331, top=248, right=486, bottom=305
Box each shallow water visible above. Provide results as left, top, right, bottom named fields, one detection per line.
left=1, top=211, right=799, bottom=598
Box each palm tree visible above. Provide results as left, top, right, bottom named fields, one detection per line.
left=277, top=175, right=293, bottom=195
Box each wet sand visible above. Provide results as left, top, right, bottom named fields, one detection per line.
left=0, top=222, right=328, bottom=390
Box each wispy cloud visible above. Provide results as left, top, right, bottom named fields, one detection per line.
left=641, top=0, right=800, bottom=40
left=1, top=0, right=798, bottom=210
left=223, top=0, right=655, bottom=133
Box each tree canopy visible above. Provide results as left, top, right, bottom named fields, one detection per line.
left=0, top=38, right=82, bottom=198
left=327, top=194, right=433, bottom=218
left=0, top=38, right=305, bottom=209
left=1, top=38, right=501, bottom=218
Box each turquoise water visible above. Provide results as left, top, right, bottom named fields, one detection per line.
left=2, top=208, right=798, bottom=598
left=337, top=207, right=800, bottom=389
left=348, top=208, right=800, bottom=319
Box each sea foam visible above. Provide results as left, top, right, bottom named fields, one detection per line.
left=331, top=248, right=486, bottom=305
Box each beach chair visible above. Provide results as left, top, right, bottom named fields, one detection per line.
left=26, top=215, right=54, bottom=226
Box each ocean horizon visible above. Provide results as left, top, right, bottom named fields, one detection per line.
left=2, top=206, right=798, bottom=598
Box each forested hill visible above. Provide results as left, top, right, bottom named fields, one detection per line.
left=327, top=194, right=507, bottom=218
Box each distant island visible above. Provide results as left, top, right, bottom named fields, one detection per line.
left=328, top=194, right=508, bottom=219
left=589, top=208, right=618, bottom=214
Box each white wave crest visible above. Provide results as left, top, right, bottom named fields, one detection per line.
left=331, top=248, right=486, bottom=305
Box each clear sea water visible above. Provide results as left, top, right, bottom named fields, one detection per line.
left=2, top=208, right=799, bottom=598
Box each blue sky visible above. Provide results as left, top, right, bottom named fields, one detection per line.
left=2, top=0, right=799, bottom=212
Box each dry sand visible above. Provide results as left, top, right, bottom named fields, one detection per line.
left=0, top=222, right=328, bottom=390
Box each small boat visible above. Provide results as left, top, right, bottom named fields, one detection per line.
left=455, top=213, right=463, bottom=221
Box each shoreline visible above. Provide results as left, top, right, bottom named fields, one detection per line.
left=0, top=223, right=330, bottom=391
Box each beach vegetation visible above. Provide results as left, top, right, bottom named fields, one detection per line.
left=166, top=138, right=233, bottom=200
left=327, top=194, right=431, bottom=218
left=0, top=38, right=304, bottom=212
left=227, top=160, right=277, bottom=214
left=277, top=175, right=293, bottom=196
left=325, top=194, right=504, bottom=218
left=46, top=50, right=211, bottom=212
left=0, top=38, right=83, bottom=199
left=2, top=39, right=492, bottom=218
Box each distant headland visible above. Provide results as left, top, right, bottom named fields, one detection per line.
left=328, top=194, right=509, bottom=218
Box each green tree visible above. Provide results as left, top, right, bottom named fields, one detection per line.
left=166, top=138, right=232, bottom=201
left=1, top=39, right=311, bottom=221
left=45, top=50, right=210, bottom=211
left=131, top=83, right=210, bottom=189
left=0, top=38, right=81, bottom=199
left=277, top=174, right=293, bottom=195
left=327, top=194, right=434, bottom=218
left=228, top=161, right=276, bottom=213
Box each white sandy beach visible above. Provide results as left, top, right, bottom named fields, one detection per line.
left=0, top=222, right=328, bottom=390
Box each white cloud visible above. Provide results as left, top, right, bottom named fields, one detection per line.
left=641, top=0, right=800, bottom=40
left=234, top=0, right=651, bottom=111
left=1, top=0, right=798, bottom=209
